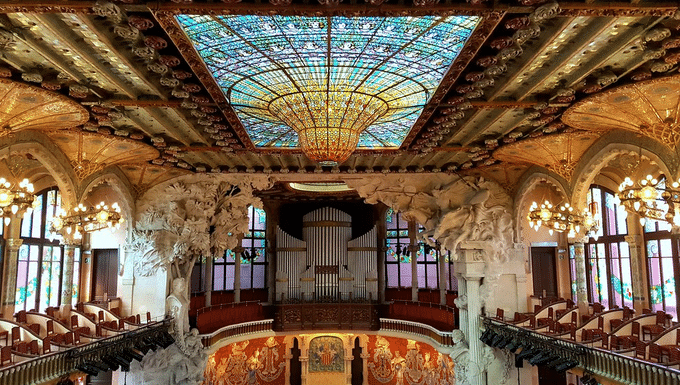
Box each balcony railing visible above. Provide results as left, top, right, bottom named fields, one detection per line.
left=0, top=319, right=171, bottom=385
left=484, top=317, right=680, bottom=385
left=200, top=319, right=274, bottom=348
left=380, top=318, right=455, bottom=346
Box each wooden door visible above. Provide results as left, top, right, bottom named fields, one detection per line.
left=91, top=249, right=118, bottom=301
left=531, top=247, right=558, bottom=298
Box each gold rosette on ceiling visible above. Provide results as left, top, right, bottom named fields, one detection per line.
left=0, top=78, right=88, bottom=134
left=118, top=163, right=191, bottom=198
left=562, top=75, right=680, bottom=149
left=45, top=131, right=159, bottom=180
left=493, top=132, right=601, bottom=181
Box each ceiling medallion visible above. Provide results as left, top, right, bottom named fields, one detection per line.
left=562, top=74, right=680, bottom=149
left=177, top=14, right=480, bottom=164
left=0, top=78, right=88, bottom=134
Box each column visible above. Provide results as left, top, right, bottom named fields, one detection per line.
left=60, top=244, right=77, bottom=308
left=409, top=222, right=418, bottom=302
left=625, top=235, right=647, bottom=313
left=439, top=246, right=446, bottom=305
left=465, top=275, right=485, bottom=385
left=572, top=239, right=589, bottom=314
left=455, top=271, right=468, bottom=338
left=204, top=256, right=213, bottom=307
left=234, top=249, right=241, bottom=303
left=1, top=238, right=23, bottom=316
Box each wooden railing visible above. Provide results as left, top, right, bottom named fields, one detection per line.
left=200, top=319, right=274, bottom=348
left=380, top=318, right=454, bottom=347
left=485, top=317, right=680, bottom=385
left=0, top=319, right=170, bottom=385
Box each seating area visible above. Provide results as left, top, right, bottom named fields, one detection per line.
left=386, top=301, right=456, bottom=331
left=0, top=303, right=153, bottom=368
left=504, top=300, right=679, bottom=368
left=195, top=302, right=264, bottom=334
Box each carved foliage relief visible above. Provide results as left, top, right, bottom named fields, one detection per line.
left=367, top=336, right=455, bottom=385
left=203, top=337, right=286, bottom=385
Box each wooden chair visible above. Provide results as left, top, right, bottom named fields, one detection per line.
left=28, top=340, right=39, bottom=355
left=136, top=314, right=141, bottom=324
left=635, top=340, right=647, bottom=360
left=42, top=336, right=51, bottom=354
left=12, top=342, right=27, bottom=354
left=14, top=310, right=26, bottom=324
left=537, top=307, right=554, bottom=327
left=63, top=332, right=74, bottom=346
left=0, top=346, right=11, bottom=366
left=642, top=311, right=668, bottom=341
left=27, top=324, right=39, bottom=334
left=73, top=330, right=80, bottom=345
left=0, top=330, right=8, bottom=346
left=70, top=315, right=79, bottom=329
left=119, top=319, right=125, bottom=330
left=10, top=327, right=20, bottom=346
left=46, top=320, right=54, bottom=336
left=98, top=310, right=104, bottom=323
left=146, top=312, right=151, bottom=323
left=494, top=308, right=504, bottom=321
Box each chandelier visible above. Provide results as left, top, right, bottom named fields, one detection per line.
left=617, top=175, right=680, bottom=226
left=528, top=201, right=599, bottom=238
left=269, top=90, right=388, bottom=165
left=50, top=202, right=124, bottom=242
left=0, top=177, right=36, bottom=225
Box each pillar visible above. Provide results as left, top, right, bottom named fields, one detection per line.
left=60, top=244, right=77, bottom=308
left=2, top=238, right=23, bottom=316
left=439, top=246, right=447, bottom=305
left=625, top=234, right=647, bottom=313
left=455, top=271, right=468, bottom=338
left=572, top=239, right=589, bottom=314
left=409, top=222, right=418, bottom=302
left=454, top=242, right=489, bottom=385
left=234, top=251, right=241, bottom=303
left=204, top=257, right=213, bottom=307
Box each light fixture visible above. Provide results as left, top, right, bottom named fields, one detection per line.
left=527, top=201, right=599, bottom=238
left=0, top=177, right=36, bottom=226
left=50, top=202, right=124, bottom=242
left=617, top=175, right=680, bottom=227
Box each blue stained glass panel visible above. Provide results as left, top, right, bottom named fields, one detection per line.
left=177, top=14, right=479, bottom=149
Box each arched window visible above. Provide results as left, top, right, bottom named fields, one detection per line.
left=584, top=185, right=632, bottom=309
left=212, top=206, right=267, bottom=291
left=643, top=178, right=678, bottom=320
left=15, top=188, right=81, bottom=312
left=385, top=208, right=411, bottom=288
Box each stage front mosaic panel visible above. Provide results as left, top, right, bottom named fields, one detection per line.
left=177, top=14, right=479, bottom=149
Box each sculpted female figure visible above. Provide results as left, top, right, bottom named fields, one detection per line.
left=166, top=277, right=190, bottom=336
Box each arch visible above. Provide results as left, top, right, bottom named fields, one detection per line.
left=78, top=166, right=136, bottom=227
left=0, top=131, right=78, bottom=208
left=570, top=131, right=674, bottom=211
left=513, top=169, right=569, bottom=243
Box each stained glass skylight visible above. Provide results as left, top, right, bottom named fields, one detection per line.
left=177, top=14, right=479, bottom=151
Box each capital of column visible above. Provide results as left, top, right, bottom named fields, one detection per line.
left=6, top=238, right=23, bottom=251
left=624, top=234, right=642, bottom=246
left=570, top=236, right=589, bottom=245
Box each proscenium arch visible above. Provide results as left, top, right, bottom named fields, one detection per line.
left=0, top=131, right=78, bottom=209
left=570, top=133, right=674, bottom=211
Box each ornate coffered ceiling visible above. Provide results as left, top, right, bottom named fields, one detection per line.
left=0, top=1, right=678, bottom=194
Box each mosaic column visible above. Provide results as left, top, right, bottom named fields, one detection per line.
left=234, top=249, right=241, bottom=303
left=204, top=257, right=213, bottom=307
left=1, top=238, right=23, bottom=316
left=624, top=235, right=647, bottom=312
left=439, top=247, right=447, bottom=305
left=572, top=239, right=589, bottom=314
left=60, top=244, right=77, bottom=307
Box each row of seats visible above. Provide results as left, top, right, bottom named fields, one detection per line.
left=388, top=301, right=456, bottom=331
left=196, top=302, right=264, bottom=334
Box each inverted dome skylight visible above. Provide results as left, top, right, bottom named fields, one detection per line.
left=177, top=14, right=479, bottom=153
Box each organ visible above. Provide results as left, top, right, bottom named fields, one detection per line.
left=275, top=207, right=378, bottom=302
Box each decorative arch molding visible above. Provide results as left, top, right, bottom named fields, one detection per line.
left=79, top=166, right=136, bottom=225
left=571, top=132, right=674, bottom=210
left=0, top=131, right=78, bottom=207
left=513, top=170, right=569, bottom=244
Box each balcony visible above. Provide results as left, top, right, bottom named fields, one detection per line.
left=483, top=317, right=680, bottom=385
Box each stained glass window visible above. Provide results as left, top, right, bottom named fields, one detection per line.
left=213, top=206, right=267, bottom=291
left=416, top=227, right=439, bottom=289
left=584, top=185, right=631, bottom=310
left=385, top=208, right=411, bottom=288
left=177, top=14, right=479, bottom=149
left=16, top=188, right=79, bottom=312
